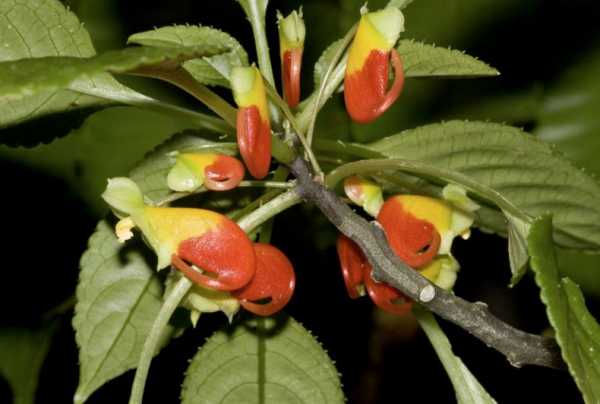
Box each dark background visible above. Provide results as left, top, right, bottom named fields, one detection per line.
left=2, top=0, right=600, bottom=403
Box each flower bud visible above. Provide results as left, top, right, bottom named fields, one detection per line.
left=231, top=66, right=272, bottom=179
left=277, top=9, right=305, bottom=108
left=343, top=175, right=384, bottom=217
left=167, top=152, right=245, bottom=192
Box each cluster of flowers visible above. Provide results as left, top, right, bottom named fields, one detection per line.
left=338, top=177, right=478, bottom=315
left=101, top=7, right=473, bottom=322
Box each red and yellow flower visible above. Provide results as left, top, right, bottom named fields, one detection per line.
left=102, top=177, right=256, bottom=291
left=277, top=9, right=305, bottom=108
left=103, top=177, right=297, bottom=319
left=344, top=7, right=405, bottom=123
left=231, top=66, right=272, bottom=179
left=167, top=152, right=245, bottom=192
left=336, top=186, right=477, bottom=316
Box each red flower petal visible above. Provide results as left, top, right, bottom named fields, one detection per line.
left=336, top=235, right=368, bottom=299
left=364, top=266, right=413, bottom=316
left=344, top=49, right=405, bottom=124
left=236, top=105, right=271, bottom=179
left=377, top=197, right=441, bottom=268
left=282, top=48, right=302, bottom=108
left=173, top=217, right=256, bottom=291
left=232, top=243, right=296, bottom=316
left=203, top=154, right=245, bottom=191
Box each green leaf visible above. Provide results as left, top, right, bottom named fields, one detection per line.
left=397, top=40, right=499, bottom=78
left=312, top=38, right=497, bottom=91
left=505, top=212, right=531, bottom=287
left=0, top=44, right=226, bottom=100
left=73, top=220, right=173, bottom=404
left=313, top=39, right=344, bottom=91
left=528, top=216, right=600, bottom=404
left=181, top=316, right=344, bottom=404
left=368, top=121, right=600, bottom=250
left=129, top=131, right=237, bottom=204
left=0, top=0, right=225, bottom=147
left=414, top=306, right=497, bottom=404
left=0, top=0, right=116, bottom=142
left=0, top=106, right=198, bottom=214
left=128, top=25, right=248, bottom=88
left=0, top=323, right=57, bottom=404
left=555, top=249, right=600, bottom=298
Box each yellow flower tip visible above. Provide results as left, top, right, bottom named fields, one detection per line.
left=343, top=175, right=384, bottom=217
left=230, top=66, right=269, bottom=120
left=231, top=66, right=257, bottom=102
left=442, top=184, right=480, bottom=213
left=102, top=177, right=145, bottom=218
left=347, top=7, right=405, bottom=75
left=277, top=8, right=305, bottom=53
left=420, top=256, right=460, bottom=290
left=115, top=217, right=135, bottom=243
left=366, top=7, right=405, bottom=48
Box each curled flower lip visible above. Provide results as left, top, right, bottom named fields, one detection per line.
left=337, top=234, right=413, bottom=315
left=336, top=234, right=367, bottom=299
left=344, top=8, right=405, bottom=124
left=377, top=197, right=441, bottom=269
left=364, top=266, right=413, bottom=316
left=232, top=243, right=296, bottom=316
left=203, top=154, right=245, bottom=191
left=171, top=215, right=257, bottom=292
left=344, top=48, right=404, bottom=124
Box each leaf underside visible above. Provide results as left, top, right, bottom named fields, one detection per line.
left=128, top=25, right=249, bottom=87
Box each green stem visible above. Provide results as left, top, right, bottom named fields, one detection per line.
left=326, top=159, right=530, bottom=222
left=133, top=68, right=237, bottom=127
left=258, top=166, right=290, bottom=243
left=239, top=180, right=294, bottom=189
left=240, top=0, right=282, bottom=125
left=128, top=277, right=193, bottom=404
left=413, top=305, right=479, bottom=401
left=237, top=189, right=301, bottom=233
left=263, top=81, right=323, bottom=177
left=305, top=25, right=356, bottom=145
left=313, top=138, right=383, bottom=159
left=154, top=180, right=293, bottom=208
left=77, top=82, right=232, bottom=135
left=295, top=24, right=356, bottom=134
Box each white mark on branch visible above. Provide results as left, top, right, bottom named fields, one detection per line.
left=419, top=285, right=436, bottom=302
